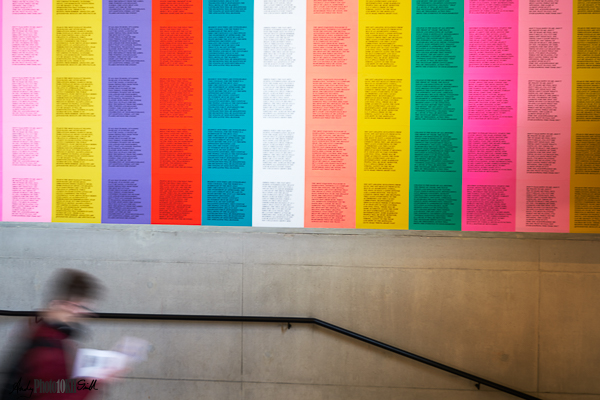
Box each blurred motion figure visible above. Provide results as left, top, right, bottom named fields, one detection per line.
left=1, top=269, right=108, bottom=399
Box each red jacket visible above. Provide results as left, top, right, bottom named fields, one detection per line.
left=10, top=320, right=101, bottom=400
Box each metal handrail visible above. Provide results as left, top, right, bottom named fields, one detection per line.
left=0, top=310, right=541, bottom=400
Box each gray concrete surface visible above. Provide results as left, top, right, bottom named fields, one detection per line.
left=1, top=222, right=599, bottom=400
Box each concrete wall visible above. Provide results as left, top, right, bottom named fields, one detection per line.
left=1, top=222, right=599, bottom=400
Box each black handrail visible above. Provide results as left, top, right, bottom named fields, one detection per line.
left=0, top=310, right=541, bottom=400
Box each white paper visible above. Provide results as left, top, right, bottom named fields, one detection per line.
left=72, top=349, right=129, bottom=379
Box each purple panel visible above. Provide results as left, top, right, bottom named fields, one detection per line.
left=102, top=0, right=152, bottom=223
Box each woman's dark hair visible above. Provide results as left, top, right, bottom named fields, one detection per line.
left=50, top=269, right=102, bottom=301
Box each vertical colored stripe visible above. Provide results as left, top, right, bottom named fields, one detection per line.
left=356, top=0, right=409, bottom=229
left=462, top=0, right=519, bottom=231
left=252, top=0, right=306, bottom=227
left=409, top=0, right=464, bottom=230
left=152, top=0, right=203, bottom=224
left=515, top=0, right=572, bottom=232
left=52, top=0, right=102, bottom=223
left=2, top=0, right=52, bottom=221
left=304, top=0, right=358, bottom=229
left=202, top=0, right=253, bottom=226
left=0, top=0, right=4, bottom=222
left=571, top=0, right=600, bottom=233
left=102, top=0, right=152, bottom=223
